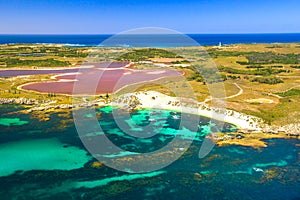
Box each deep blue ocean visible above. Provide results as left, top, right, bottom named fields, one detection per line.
left=0, top=33, right=299, bottom=47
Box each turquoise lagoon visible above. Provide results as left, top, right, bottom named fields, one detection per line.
left=0, top=105, right=299, bottom=199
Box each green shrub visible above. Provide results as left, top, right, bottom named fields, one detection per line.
left=275, top=89, right=300, bottom=97
left=251, top=76, right=283, bottom=84
left=117, top=48, right=181, bottom=61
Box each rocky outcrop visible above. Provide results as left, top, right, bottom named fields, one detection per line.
left=0, top=97, right=106, bottom=113
left=26, top=100, right=106, bottom=112
left=262, top=124, right=300, bottom=136
left=0, top=98, right=49, bottom=105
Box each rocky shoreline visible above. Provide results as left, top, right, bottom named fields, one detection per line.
left=0, top=98, right=49, bottom=105
left=111, top=91, right=300, bottom=143
left=1, top=92, right=299, bottom=145
left=0, top=97, right=106, bottom=112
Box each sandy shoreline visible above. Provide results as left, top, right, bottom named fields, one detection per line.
left=1, top=90, right=299, bottom=148
left=110, top=91, right=299, bottom=148
left=2, top=90, right=299, bottom=135
left=111, top=91, right=263, bottom=130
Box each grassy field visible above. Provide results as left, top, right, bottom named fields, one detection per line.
left=202, top=44, right=300, bottom=125
left=1, top=43, right=300, bottom=126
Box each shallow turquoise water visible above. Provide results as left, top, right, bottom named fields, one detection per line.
left=0, top=138, right=91, bottom=177
left=0, top=105, right=299, bottom=200
left=0, top=117, right=29, bottom=126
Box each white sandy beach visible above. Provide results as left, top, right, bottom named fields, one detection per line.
left=111, top=91, right=264, bottom=130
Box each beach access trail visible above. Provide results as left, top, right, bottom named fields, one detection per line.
left=203, top=83, right=243, bottom=103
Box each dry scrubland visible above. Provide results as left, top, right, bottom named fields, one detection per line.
left=1, top=43, right=300, bottom=127
left=203, top=43, right=300, bottom=126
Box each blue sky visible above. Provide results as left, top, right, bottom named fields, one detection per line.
left=0, top=0, right=299, bottom=34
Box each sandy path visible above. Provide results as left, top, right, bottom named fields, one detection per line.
left=203, top=83, right=243, bottom=103
left=227, top=83, right=243, bottom=99
left=268, top=84, right=300, bottom=99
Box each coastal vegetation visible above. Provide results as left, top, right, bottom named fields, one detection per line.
left=0, top=45, right=88, bottom=57
left=116, top=48, right=182, bottom=61
left=275, top=88, right=300, bottom=97
left=0, top=58, right=70, bottom=67
left=208, top=50, right=249, bottom=58
left=0, top=44, right=89, bottom=68
left=250, top=76, right=284, bottom=84
left=219, top=66, right=288, bottom=76
left=187, top=68, right=227, bottom=83
left=1, top=43, right=300, bottom=128
left=236, top=52, right=300, bottom=65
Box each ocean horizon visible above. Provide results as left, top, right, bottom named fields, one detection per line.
left=0, top=33, right=300, bottom=47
